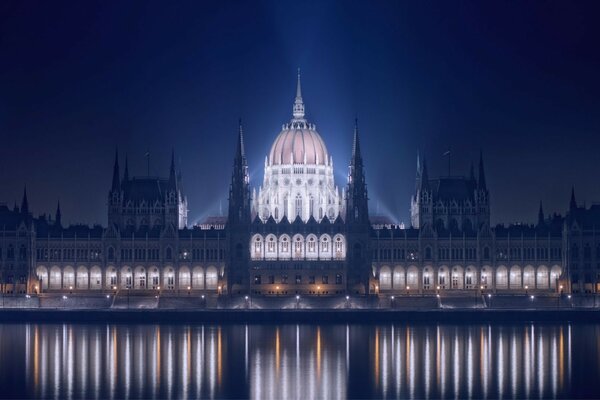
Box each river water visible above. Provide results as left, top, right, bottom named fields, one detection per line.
left=0, top=322, right=598, bottom=399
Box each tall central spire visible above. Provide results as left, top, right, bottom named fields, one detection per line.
left=292, top=68, right=305, bottom=119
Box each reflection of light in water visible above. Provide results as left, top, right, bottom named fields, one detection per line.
left=20, top=323, right=575, bottom=399
left=382, top=327, right=388, bottom=395
left=80, top=329, right=88, bottom=398
left=408, top=327, right=415, bottom=399
left=425, top=329, right=431, bottom=399
left=525, top=326, right=531, bottom=396
left=124, top=330, right=130, bottom=400
left=440, top=327, right=446, bottom=398
left=209, top=328, right=216, bottom=397
left=453, top=331, right=460, bottom=398
left=53, top=329, right=60, bottom=399
left=467, top=330, right=473, bottom=399
left=497, top=330, right=504, bottom=399
left=136, top=334, right=143, bottom=398
left=538, top=331, right=544, bottom=399
left=511, top=331, right=518, bottom=398
left=552, top=334, right=558, bottom=396
left=480, top=326, right=489, bottom=398
left=374, top=326, right=379, bottom=388
left=167, top=331, right=173, bottom=399
left=93, top=331, right=100, bottom=399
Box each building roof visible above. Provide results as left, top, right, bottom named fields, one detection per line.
left=429, top=177, right=476, bottom=203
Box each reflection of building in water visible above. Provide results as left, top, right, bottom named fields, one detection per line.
left=370, top=324, right=572, bottom=399
left=19, top=323, right=578, bottom=399
left=25, top=324, right=227, bottom=399
left=249, top=325, right=347, bottom=400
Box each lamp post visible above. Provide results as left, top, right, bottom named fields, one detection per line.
left=245, top=295, right=249, bottom=309
left=488, top=293, right=492, bottom=308
left=187, top=286, right=191, bottom=296
left=69, top=285, right=73, bottom=295
left=345, top=295, right=350, bottom=309
left=525, top=285, right=529, bottom=296
left=559, top=284, right=563, bottom=308
left=390, top=295, right=395, bottom=309
left=201, top=294, right=205, bottom=309
left=406, top=286, right=410, bottom=296
left=295, top=294, right=300, bottom=309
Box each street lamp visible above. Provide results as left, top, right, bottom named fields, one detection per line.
left=69, top=285, right=73, bottom=295
left=391, top=295, right=395, bottom=309
left=406, top=285, right=410, bottom=295
left=345, top=295, right=350, bottom=308
left=525, top=285, right=529, bottom=295
left=187, top=286, right=191, bottom=295
left=488, top=293, right=492, bottom=308
left=295, top=294, right=300, bottom=309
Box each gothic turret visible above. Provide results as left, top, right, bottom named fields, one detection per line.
left=570, top=186, right=577, bottom=211
left=346, top=119, right=369, bottom=225
left=20, top=186, right=29, bottom=216
left=478, top=151, right=487, bottom=190
left=168, top=149, right=177, bottom=190
left=55, top=201, right=62, bottom=228
left=227, top=119, right=252, bottom=296
left=228, top=119, right=251, bottom=226
left=122, top=154, right=129, bottom=185
left=537, top=200, right=545, bottom=227
left=111, top=148, right=120, bottom=191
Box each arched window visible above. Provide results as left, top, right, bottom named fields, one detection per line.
left=483, top=247, right=490, bottom=260
left=19, top=245, right=26, bottom=260
left=425, top=246, right=432, bottom=260
left=108, top=247, right=115, bottom=261
left=283, top=195, right=288, bottom=217
left=309, top=196, right=314, bottom=217
left=165, top=247, right=173, bottom=260
left=7, top=245, right=14, bottom=260
left=274, top=207, right=279, bottom=219
left=295, top=194, right=302, bottom=218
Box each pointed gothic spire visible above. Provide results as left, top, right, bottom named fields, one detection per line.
left=537, top=200, right=544, bottom=226
left=123, top=154, right=129, bottom=183
left=55, top=200, right=62, bottom=227
left=111, top=148, right=120, bottom=190
left=570, top=186, right=577, bottom=210
left=351, top=118, right=362, bottom=162
left=420, top=157, right=430, bottom=191
left=168, top=149, right=177, bottom=189
left=478, top=151, right=487, bottom=190
left=292, top=68, right=305, bottom=119
left=21, top=186, right=29, bottom=215
left=236, top=118, right=246, bottom=161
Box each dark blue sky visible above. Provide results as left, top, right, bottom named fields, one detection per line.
left=1, top=1, right=599, bottom=226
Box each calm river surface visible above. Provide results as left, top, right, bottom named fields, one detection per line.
left=0, top=322, right=599, bottom=399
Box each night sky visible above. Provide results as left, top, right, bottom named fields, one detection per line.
left=1, top=1, right=599, bottom=226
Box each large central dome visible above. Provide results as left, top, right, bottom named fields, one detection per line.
left=269, top=125, right=328, bottom=165
left=254, top=71, right=343, bottom=223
